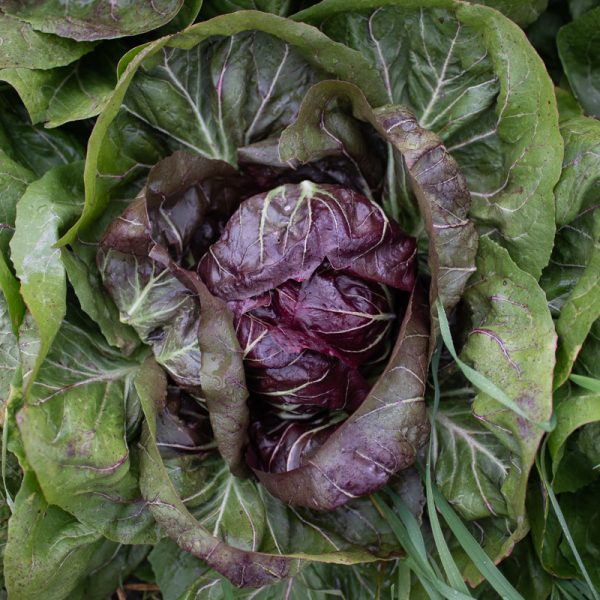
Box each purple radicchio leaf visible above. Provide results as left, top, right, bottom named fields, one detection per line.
left=197, top=181, right=416, bottom=298
left=250, top=285, right=429, bottom=510
left=279, top=81, right=478, bottom=340
left=198, top=181, right=426, bottom=508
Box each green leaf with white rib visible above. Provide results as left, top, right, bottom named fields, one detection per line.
left=294, top=0, right=562, bottom=279
left=16, top=311, right=160, bottom=544
left=435, top=237, right=555, bottom=583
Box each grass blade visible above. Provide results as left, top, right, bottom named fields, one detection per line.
left=570, top=374, right=600, bottom=393
left=537, top=439, right=600, bottom=600
left=394, top=560, right=411, bottom=600
left=426, top=343, right=471, bottom=595
left=431, top=486, right=524, bottom=600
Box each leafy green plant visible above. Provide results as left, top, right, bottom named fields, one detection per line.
left=0, top=0, right=599, bottom=598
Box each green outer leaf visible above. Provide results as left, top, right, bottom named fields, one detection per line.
left=0, top=99, right=85, bottom=178
left=294, top=0, right=562, bottom=280
left=558, top=7, right=600, bottom=118
left=61, top=248, right=140, bottom=355
left=9, top=162, right=84, bottom=387
left=547, top=390, right=600, bottom=478
left=543, top=115, right=600, bottom=387
left=0, top=148, right=33, bottom=331
left=4, top=471, right=103, bottom=600
left=17, top=315, right=159, bottom=544
left=69, top=542, right=149, bottom=600
left=0, top=13, right=94, bottom=69
left=536, top=442, right=600, bottom=598
left=58, top=10, right=388, bottom=246
left=0, top=49, right=117, bottom=128
left=279, top=80, right=478, bottom=338
left=436, top=238, right=555, bottom=582
left=461, top=237, right=555, bottom=517
left=296, top=0, right=548, bottom=26
left=0, top=0, right=184, bottom=41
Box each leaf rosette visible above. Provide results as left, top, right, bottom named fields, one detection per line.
left=8, top=1, right=562, bottom=591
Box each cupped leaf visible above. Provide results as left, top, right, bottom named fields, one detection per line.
left=540, top=114, right=600, bottom=388
left=0, top=13, right=94, bottom=69
left=0, top=0, right=184, bottom=41
left=17, top=312, right=160, bottom=544
left=436, top=237, right=555, bottom=582
left=294, top=0, right=562, bottom=279
left=278, top=81, right=477, bottom=329
left=558, top=7, right=600, bottom=118
left=139, top=358, right=424, bottom=587
left=252, top=286, right=429, bottom=510
left=59, top=10, right=388, bottom=246
left=0, top=46, right=119, bottom=128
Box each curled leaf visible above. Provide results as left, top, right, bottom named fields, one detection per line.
left=279, top=80, right=478, bottom=335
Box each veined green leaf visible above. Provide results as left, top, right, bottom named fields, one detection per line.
left=0, top=0, right=184, bottom=41
left=9, top=163, right=84, bottom=387
left=4, top=471, right=104, bottom=600
left=17, top=313, right=158, bottom=544
left=540, top=114, right=600, bottom=388
left=294, top=0, right=562, bottom=279
left=0, top=47, right=119, bottom=128
left=0, top=98, right=85, bottom=177
left=0, top=13, right=94, bottom=69
left=435, top=237, right=555, bottom=583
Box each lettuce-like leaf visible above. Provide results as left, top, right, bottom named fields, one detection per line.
left=540, top=114, right=600, bottom=387
left=0, top=0, right=184, bottom=41
left=436, top=238, right=555, bottom=583
left=0, top=13, right=94, bottom=69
